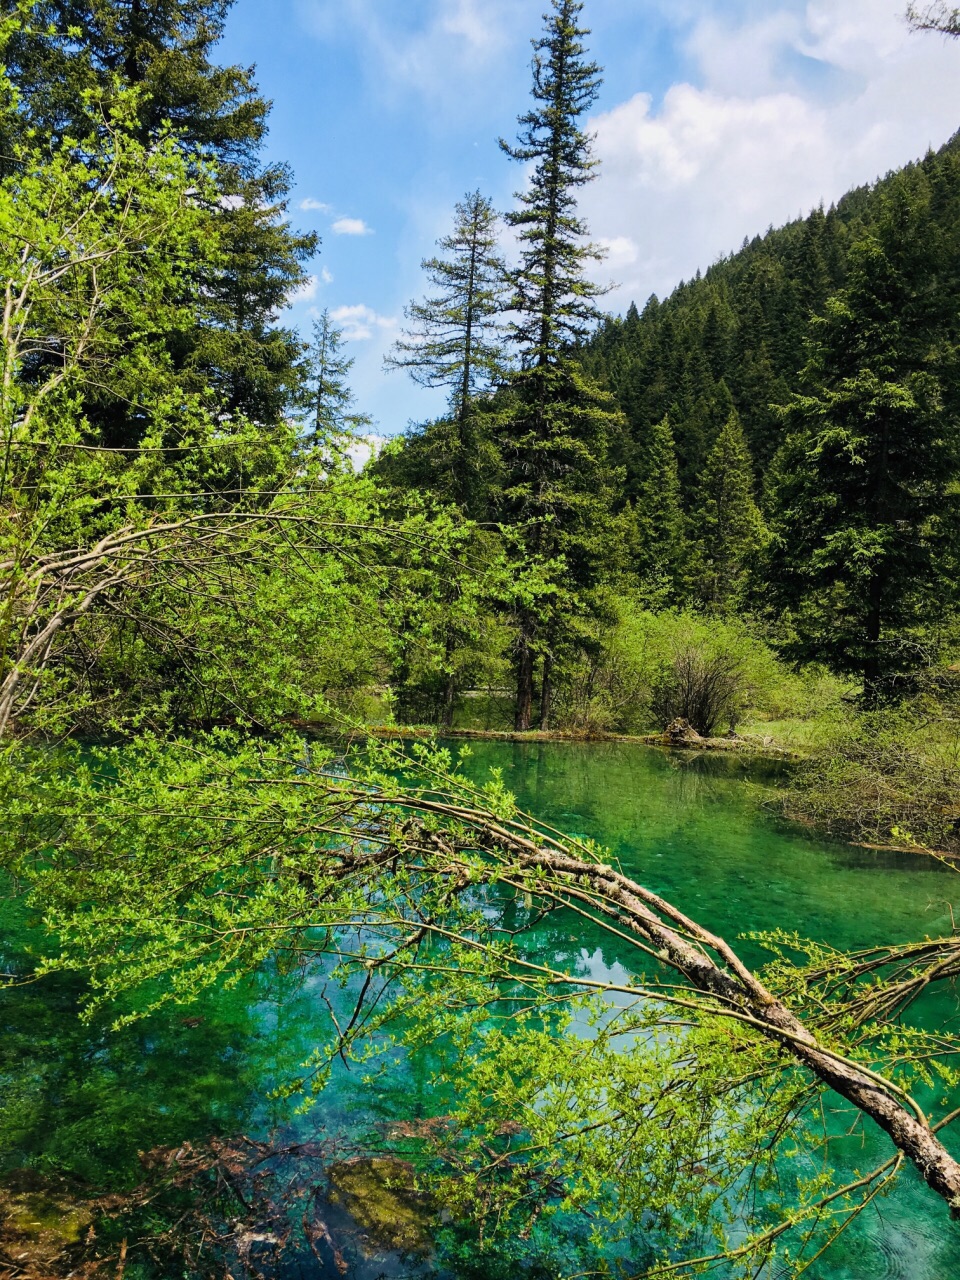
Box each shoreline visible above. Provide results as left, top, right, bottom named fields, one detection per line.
left=365, top=726, right=960, bottom=862
left=364, top=725, right=801, bottom=760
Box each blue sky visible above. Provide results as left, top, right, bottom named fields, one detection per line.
left=220, top=0, right=960, bottom=434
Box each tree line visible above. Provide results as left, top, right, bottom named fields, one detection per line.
left=377, top=7, right=960, bottom=717
left=10, top=0, right=959, bottom=730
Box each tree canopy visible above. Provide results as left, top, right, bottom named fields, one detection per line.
left=4, top=0, right=317, bottom=440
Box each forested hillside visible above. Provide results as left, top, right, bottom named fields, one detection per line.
left=581, top=132, right=960, bottom=500
left=377, top=125, right=960, bottom=718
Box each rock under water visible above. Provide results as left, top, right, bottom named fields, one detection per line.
left=0, top=1171, right=94, bottom=1276
left=327, top=1156, right=433, bottom=1256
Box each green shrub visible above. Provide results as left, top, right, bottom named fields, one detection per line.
left=789, top=680, right=960, bottom=853
left=553, top=602, right=808, bottom=736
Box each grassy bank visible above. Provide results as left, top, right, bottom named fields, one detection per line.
left=371, top=723, right=801, bottom=756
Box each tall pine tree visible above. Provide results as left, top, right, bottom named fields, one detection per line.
left=632, top=415, right=685, bottom=605
left=690, top=410, right=766, bottom=613
left=5, top=1, right=316, bottom=438
left=498, top=0, right=623, bottom=730
left=302, top=310, right=371, bottom=449
left=386, top=191, right=508, bottom=515
left=388, top=191, right=508, bottom=415
left=767, top=174, right=960, bottom=693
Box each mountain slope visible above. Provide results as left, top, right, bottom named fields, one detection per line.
left=580, top=131, right=960, bottom=505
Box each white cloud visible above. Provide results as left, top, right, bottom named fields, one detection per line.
left=331, top=304, right=398, bottom=341
left=597, top=235, right=640, bottom=274
left=296, top=0, right=532, bottom=106
left=684, top=12, right=805, bottom=98
left=299, top=197, right=332, bottom=212
left=290, top=274, right=319, bottom=303
left=800, top=0, right=908, bottom=71
left=437, top=0, right=510, bottom=55
left=291, top=269, right=335, bottom=307
left=346, top=433, right=387, bottom=471
left=333, top=217, right=374, bottom=236
left=583, top=0, right=960, bottom=310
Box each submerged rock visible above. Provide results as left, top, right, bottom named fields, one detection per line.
left=327, top=1157, right=433, bottom=1256
left=0, top=1171, right=93, bottom=1273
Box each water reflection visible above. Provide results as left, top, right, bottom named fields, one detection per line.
left=4, top=742, right=960, bottom=1278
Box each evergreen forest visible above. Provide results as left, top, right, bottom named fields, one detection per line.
left=4, top=2, right=960, bottom=1277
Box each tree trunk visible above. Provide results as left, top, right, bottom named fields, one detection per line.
left=515, top=847, right=960, bottom=1216
left=539, top=651, right=553, bottom=732
left=396, top=796, right=960, bottom=1216
left=862, top=571, right=885, bottom=706
left=457, top=224, right=478, bottom=515
left=515, top=621, right=535, bottom=732
left=441, top=672, right=457, bottom=731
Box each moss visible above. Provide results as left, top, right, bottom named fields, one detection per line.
left=0, top=1179, right=94, bottom=1274
left=6, top=1194, right=90, bottom=1240
left=328, top=1157, right=433, bottom=1256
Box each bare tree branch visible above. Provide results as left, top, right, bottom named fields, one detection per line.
left=907, top=2, right=960, bottom=34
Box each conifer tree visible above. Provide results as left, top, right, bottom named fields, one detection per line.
left=690, top=410, right=766, bottom=613
left=387, top=191, right=508, bottom=514
left=632, top=415, right=685, bottom=604
left=497, top=0, right=623, bottom=731
left=793, top=206, right=834, bottom=313
left=669, top=350, right=724, bottom=492
left=576, top=122, right=960, bottom=595
left=302, top=310, right=371, bottom=448
left=701, top=303, right=731, bottom=380
left=767, top=174, right=960, bottom=693
left=5, top=1, right=316, bottom=437
left=499, top=0, right=606, bottom=361
left=4, top=1, right=260, bottom=160
left=388, top=191, right=508, bottom=417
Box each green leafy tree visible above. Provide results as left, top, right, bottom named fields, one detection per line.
left=691, top=409, right=767, bottom=613
left=0, top=38, right=398, bottom=737
left=383, top=522, right=511, bottom=732
left=8, top=28, right=960, bottom=1268
left=767, top=176, right=960, bottom=693
left=0, top=66, right=234, bottom=732
left=14, top=730, right=960, bottom=1273
left=497, top=0, right=624, bottom=730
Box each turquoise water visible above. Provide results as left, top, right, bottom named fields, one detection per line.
left=456, top=742, right=960, bottom=1278
left=4, top=740, right=960, bottom=1276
